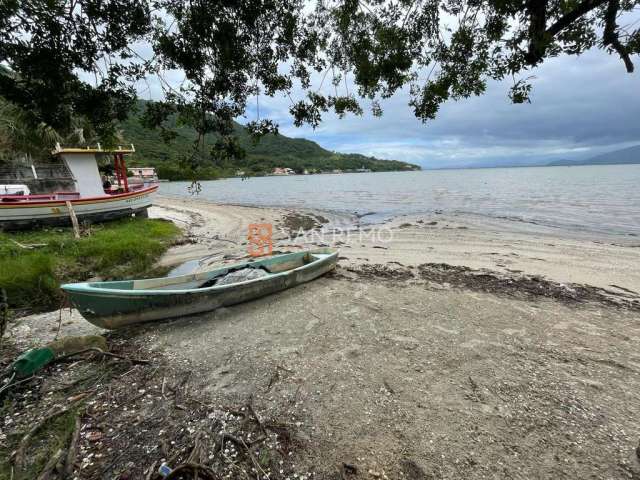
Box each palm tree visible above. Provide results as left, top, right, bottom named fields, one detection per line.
left=0, top=98, right=106, bottom=164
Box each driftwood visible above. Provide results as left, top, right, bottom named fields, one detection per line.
left=9, top=239, right=48, bottom=249
left=144, top=460, right=158, bottom=480
left=36, top=448, right=65, bottom=480
left=154, top=432, right=218, bottom=480
left=64, top=414, right=82, bottom=478
left=218, top=433, right=266, bottom=478
left=247, top=398, right=267, bottom=438
left=53, top=347, right=150, bottom=365
left=0, top=374, right=36, bottom=398
left=12, top=394, right=90, bottom=475
left=217, top=431, right=268, bottom=478
left=54, top=293, right=70, bottom=340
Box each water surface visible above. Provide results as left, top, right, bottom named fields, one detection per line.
left=161, top=165, right=640, bottom=237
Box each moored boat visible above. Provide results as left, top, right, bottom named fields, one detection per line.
left=0, top=144, right=157, bottom=230
left=62, top=248, right=339, bottom=329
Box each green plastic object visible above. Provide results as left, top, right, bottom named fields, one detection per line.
left=12, top=348, right=55, bottom=378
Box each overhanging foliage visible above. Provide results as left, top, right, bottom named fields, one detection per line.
left=1, top=0, right=638, bottom=162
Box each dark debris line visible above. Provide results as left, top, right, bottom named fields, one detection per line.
left=336, top=263, right=640, bottom=311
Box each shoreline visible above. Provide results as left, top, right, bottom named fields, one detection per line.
left=150, top=194, right=640, bottom=296
left=157, top=190, right=640, bottom=245
left=157, top=163, right=640, bottom=240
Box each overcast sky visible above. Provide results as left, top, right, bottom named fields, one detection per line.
left=133, top=43, right=640, bottom=169
left=241, top=48, right=640, bottom=169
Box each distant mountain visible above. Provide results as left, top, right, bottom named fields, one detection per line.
left=120, top=101, right=420, bottom=180
left=547, top=145, right=640, bottom=167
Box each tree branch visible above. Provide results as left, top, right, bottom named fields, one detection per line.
left=603, top=0, right=635, bottom=72
left=546, top=0, right=608, bottom=37
left=525, top=0, right=549, bottom=65
left=525, top=0, right=616, bottom=66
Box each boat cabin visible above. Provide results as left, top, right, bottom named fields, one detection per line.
left=52, top=143, right=138, bottom=198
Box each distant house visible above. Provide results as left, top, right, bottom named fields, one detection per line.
left=128, top=167, right=159, bottom=184
left=356, top=166, right=371, bottom=173
left=272, top=167, right=295, bottom=175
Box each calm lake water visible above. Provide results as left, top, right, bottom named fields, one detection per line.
left=161, top=164, right=640, bottom=237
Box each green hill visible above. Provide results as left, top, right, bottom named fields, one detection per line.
left=119, top=101, right=420, bottom=180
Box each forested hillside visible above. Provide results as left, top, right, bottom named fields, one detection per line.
left=120, top=102, right=420, bottom=180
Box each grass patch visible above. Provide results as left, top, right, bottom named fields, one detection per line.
left=0, top=218, right=181, bottom=311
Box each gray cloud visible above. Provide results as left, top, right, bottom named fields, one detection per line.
left=114, top=33, right=640, bottom=169
left=249, top=48, right=640, bottom=168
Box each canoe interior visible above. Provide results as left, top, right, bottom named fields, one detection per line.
left=88, top=250, right=332, bottom=292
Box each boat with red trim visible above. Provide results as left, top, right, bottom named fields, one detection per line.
left=0, top=144, right=158, bottom=230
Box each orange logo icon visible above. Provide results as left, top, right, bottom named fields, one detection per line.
left=247, top=223, right=273, bottom=257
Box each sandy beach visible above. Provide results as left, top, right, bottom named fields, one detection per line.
left=7, top=194, right=640, bottom=479
left=151, top=194, right=640, bottom=295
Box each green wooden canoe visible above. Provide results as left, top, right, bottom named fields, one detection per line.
left=62, top=248, right=338, bottom=329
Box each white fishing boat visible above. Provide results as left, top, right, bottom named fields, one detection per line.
left=0, top=144, right=158, bottom=230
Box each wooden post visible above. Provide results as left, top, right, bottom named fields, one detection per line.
left=120, top=153, right=129, bottom=192
left=66, top=201, right=80, bottom=239
left=114, top=153, right=121, bottom=190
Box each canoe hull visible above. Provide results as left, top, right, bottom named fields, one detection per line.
left=62, top=249, right=338, bottom=329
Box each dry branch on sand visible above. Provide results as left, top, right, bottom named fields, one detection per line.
left=11, top=394, right=91, bottom=479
